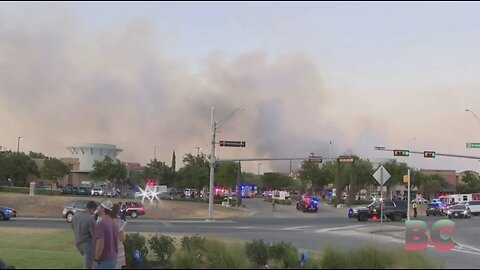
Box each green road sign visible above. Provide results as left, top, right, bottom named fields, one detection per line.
left=466, top=143, right=480, bottom=148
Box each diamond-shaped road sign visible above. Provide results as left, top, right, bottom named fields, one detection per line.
left=373, top=166, right=391, bottom=186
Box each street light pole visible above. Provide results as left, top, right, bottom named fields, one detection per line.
left=17, top=137, right=22, bottom=153
left=208, top=107, right=217, bottom=221
left=196, top=147, right=201, bottom=156
left=466, top=109, right=480, bottom=123
left=207, top=106, right=244, bottom=221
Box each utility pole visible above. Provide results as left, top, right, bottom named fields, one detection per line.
left=154, top=145, right=157, bottom=160
left=17, top=137, right=22, bottom=153
left=208, top=107, right=217, bottom=221
left=329, top=141, right=332, bottom=162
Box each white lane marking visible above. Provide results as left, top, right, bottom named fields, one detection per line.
left=14, top=217, right=65, bottom=221
left=455, top=243, right=480, bottom=253
left=161, top=222, right=174, bottom=227
left=281, top=226, right=315, bottom=231
left=235, top=226, right=253, bottom=229
left=315, top=225, right=367, bottom=233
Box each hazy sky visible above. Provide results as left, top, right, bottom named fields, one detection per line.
left=1, top=2, right=480, bottom=173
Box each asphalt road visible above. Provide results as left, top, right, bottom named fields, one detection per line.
left=2, top=199, right=480, bottom=268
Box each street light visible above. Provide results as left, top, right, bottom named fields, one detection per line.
left=465, top=109, right=480, bottom=123
left=17, top=137, right=22, bottom=153
left=208, top=106, right=244, bottom=221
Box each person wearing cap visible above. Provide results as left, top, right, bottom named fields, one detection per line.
left=93, top=201, right=118, bottom=269
left=72, top=201, right=98, bottom=269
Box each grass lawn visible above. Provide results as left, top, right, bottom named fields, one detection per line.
left=0, top=228, right=83, bottom=269
left=0, top=228, right=245, bottom=269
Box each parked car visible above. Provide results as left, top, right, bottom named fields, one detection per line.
left=353, top=200, right=407, bottom=222
left=296, top=195, right=319, bottom=213
left=426, top=203, right=443, bottom=216
left=106, top=190, right=118, bottom=197
left=62, top=200, right=99, bottom=223
left=466, top=200, right=480, bottom=216
left=447, top=204, right=471, bottom=219
left=77, top=187, right=91, bottom=196
left=91, top=187, right=104, bottom=196
left=0, top=206, right=16, bottom=221
left=123, top=202, right=146, bottom=218
left=61, top=186, right=74, bottom=195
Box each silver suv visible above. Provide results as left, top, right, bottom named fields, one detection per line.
left=62, top=200, right=98, bottom=223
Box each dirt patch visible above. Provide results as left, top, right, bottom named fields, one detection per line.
left=0, top=192, right=249, bottom=219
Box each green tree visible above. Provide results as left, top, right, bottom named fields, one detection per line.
left=216, top=162, right=240, bottom=189
left=91, top=156, right=127, bottom=189
left=421, top=174, right=451, bottom=200
left=28, top=151, right=47, bottom=159
left=344, top=158, right=374, bottom=204
left=262, top=172, right=293, bottom=190
left=171, top=151, right=176, bottom=173
left=0, top=152, right=39, bottom=186
left=41, top=158, right=70, bottom=186
left=178, top=153, right=209, bottom=189
left=456, top=172, right=480, bottom=194
left=299, top=161, right=321, bottom=193
left=143, top=159, right=174, bottom=186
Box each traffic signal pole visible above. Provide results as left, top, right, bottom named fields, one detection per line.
left=407, top=169, right=411, bottom=221
left=374, top=147, right=480, bottom=160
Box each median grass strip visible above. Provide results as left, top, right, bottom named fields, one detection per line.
left=0, top=228, right=82, bottom=269
left=0, top=228, right=440, bottom=269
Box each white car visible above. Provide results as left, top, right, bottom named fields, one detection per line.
left=466, top=200, right=480, bottom=216
left=91, top=187, right=104, bottom=196
left=411, top=198, right=429, bottom=204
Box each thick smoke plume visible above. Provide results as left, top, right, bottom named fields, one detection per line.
left=0, top=8, right=379, bottom=172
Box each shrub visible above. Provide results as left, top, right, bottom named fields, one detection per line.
left=319, top=246, right=349, bottom=269
left=269, top=241, right=297, bottom=260
left=124, top=233, right=149, bottom=268
left=245, top=239, right=269, bottom=267
left=172, top=250, right=202, bottom=269
left=181, top=235, right=206, bottom=255
left=203, top=240, right=250, bottom=269
left=331, top=197, right=345, bottom=207
left=148, top=235, right=176, bottom=264
left=349, top=246, right=394, bottom=269
left=392, top=249, right=439, bottom=269
left=319, top=245, right=439, bottom=269
left=266, top=258, right=285, bottom=269
left=282, top=245, right=300, bottom=269
left=264, top=198, right=293, bottom=205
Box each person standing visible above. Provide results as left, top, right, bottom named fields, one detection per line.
left=93, top=201, right=118, bottom=269
left=413, top=202, right=418, bottom=218
left=72, top=201, right=98, bottom=269
left=110, top=204, right=127, bottom=269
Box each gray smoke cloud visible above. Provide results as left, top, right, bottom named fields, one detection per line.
left=0, top=7, right=379, bottom=172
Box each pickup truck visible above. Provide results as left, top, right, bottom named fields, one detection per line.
left=349, top=200, right=407, bottom=222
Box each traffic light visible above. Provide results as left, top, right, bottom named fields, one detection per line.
left=424, top=151, right=436, bottom=158
left=393, top=150, right=410, bottom=157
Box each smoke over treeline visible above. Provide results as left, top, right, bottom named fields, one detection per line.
left=0, top=7, right=380, bottom=172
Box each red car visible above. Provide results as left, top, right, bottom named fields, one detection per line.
left=123, top=202, right=146, bottom=218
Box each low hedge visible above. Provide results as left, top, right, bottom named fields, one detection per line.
left=0, top=186, right=61, bottom=196
left=264, top=198, right=293, bottom=205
